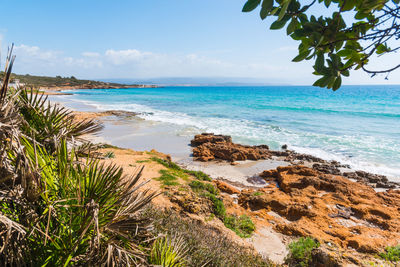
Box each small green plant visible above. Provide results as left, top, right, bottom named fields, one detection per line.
left=185, top=169, right=212, bottom=181
left=104, top=151, right=115, bottom=158
left=189, top=180, right=218, bottom=195
left=149, top=235, right=188, bottom=267
left=152, top=157, right=212, bottom=181
left=287, top=237, right=320, bottom=267
left=152, top=157, right=181, bottom=170
left=253, top=191, right=263, bottom=196
left=136, top=159, right=151, bottom=163
left=224, top=215, right=255, bottom=238
left=157, top=170, right=180, bottom=186
left=380, top=246, right=400, bottom=262
left=205, top=193, right=226, bottom=219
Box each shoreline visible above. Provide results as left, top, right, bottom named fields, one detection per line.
left=49, top=93, right=400, bottom=190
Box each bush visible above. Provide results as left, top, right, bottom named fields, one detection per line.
left=287, top=237, right=320, bottom=267
left=205, top=193, right=226, bottom=219
left=149, top=235, right=188, bottom=267
left=224, top=215, right=256, bottom=238
left=157, top=169, right=180, bottom=186
left=146, top=207, right=273, bottom=267
left=189, top=180, right=218, bottom=195
left=152, top=157, right=212, bottom=181
left=380, top=246, right=400, bottom=262
left=0, top=75, right=156, bottom=266
left=185, top=169, right=212, bottom=181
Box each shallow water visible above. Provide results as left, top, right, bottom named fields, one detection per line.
left=52, top=85, right=400, bottom=179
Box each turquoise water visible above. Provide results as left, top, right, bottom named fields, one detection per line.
left=62, top=85, right=400, bottom=179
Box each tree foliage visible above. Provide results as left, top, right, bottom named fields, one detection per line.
left=243, top=0, right=400, bottom=90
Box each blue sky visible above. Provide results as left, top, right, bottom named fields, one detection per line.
left=1, top=0, right=400, bottom=85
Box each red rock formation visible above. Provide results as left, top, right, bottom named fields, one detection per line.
left=239, top=166, right=400, bottom=253
left=214, top=180, right=241, bottom=195
left=191, top=133, right=270, bottom=162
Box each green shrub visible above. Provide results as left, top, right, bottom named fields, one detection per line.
left=152, top=157, right=212, bottom=181
left=136, top=159, right=151, bottom=163
left=189, top=180, right=218, bottom=195
left=149, top=235, right=188, bottom=267
left=287, top=237, right=320, bottom=267
left=147, top=207, right=274, bottom=267
left=224, top=215, right=256, bottom=238
left=380, top=246, right=400, bottom=262
left=205, top=193, right=226, bottom=219
left=157, top=169, right=180, bottom=186
left=185, top=169, right=212, bottom=181
left=152, top=157, right=181, bottom=170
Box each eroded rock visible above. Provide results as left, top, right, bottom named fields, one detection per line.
left=191, top=133, right=270, bottom=162
left=239, top=166, right=400, bottom=253
left=214, top=180, right=241, bottom=195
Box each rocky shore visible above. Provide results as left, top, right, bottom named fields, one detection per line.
left=191, top=133, right=400, bottom=189
left=188, top=133, right=400, bottom=265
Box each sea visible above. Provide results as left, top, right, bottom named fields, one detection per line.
left=56, top=85, right=400, bottom=179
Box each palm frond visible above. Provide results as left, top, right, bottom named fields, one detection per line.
left=18, top=89, right=103, bottom=152
left=150, top=234, right=188, bottom=267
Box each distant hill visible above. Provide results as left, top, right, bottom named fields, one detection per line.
left=0, top=72, right=156, bottom=89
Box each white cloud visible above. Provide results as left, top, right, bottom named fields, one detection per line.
left=105, top=49, right=153, bottom=65
left=14, top=44, right=60, bottom=62
left=5, top=44, right=318, bottom=83
left=82, top=52, right=100, bottom=57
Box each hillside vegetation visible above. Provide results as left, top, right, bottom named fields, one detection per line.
left=0, top=71, right=145, bottom=89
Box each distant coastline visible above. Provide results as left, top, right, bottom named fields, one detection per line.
left=41, top=83, right=159, bottom=92
left=2, top=72, right=159, bottom=91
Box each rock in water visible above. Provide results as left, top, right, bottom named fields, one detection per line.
left=191, top=133, right=270, bottom=162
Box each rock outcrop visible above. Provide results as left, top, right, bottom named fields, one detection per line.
left=191, top=133, right=270, bottom=162
left=190, top=133, right=399, bottom=189
left=214, top=180, right=241, bottom=195
left=240, top=165, right=400, bottom=253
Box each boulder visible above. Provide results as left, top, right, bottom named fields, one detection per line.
left=214, top=180, right=240, bottom=195
left=191, top=133, right=270, bottom=162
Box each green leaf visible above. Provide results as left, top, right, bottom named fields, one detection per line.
left=278, top=0, right=290, bottom=21
left=315, top=53, right=325, bottom=73
left=332, top=76, right=342, bottom=91
left=262, top=0, right=274, bottom=10
left=292, top=50, right=310, bottom=62
left=260, top=7, right=269, bottom=19
left=242, top=0, right=261, bottom=12
left=270, top=19, right=288, bottom=30
left=286, top=18, right=298, bottom=35
left=337, top=49, right=352, bottom=57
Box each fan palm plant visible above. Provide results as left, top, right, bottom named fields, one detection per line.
left=0, top=47, right=159, bottom=266
left=17, top=139, right=158, bottom=265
